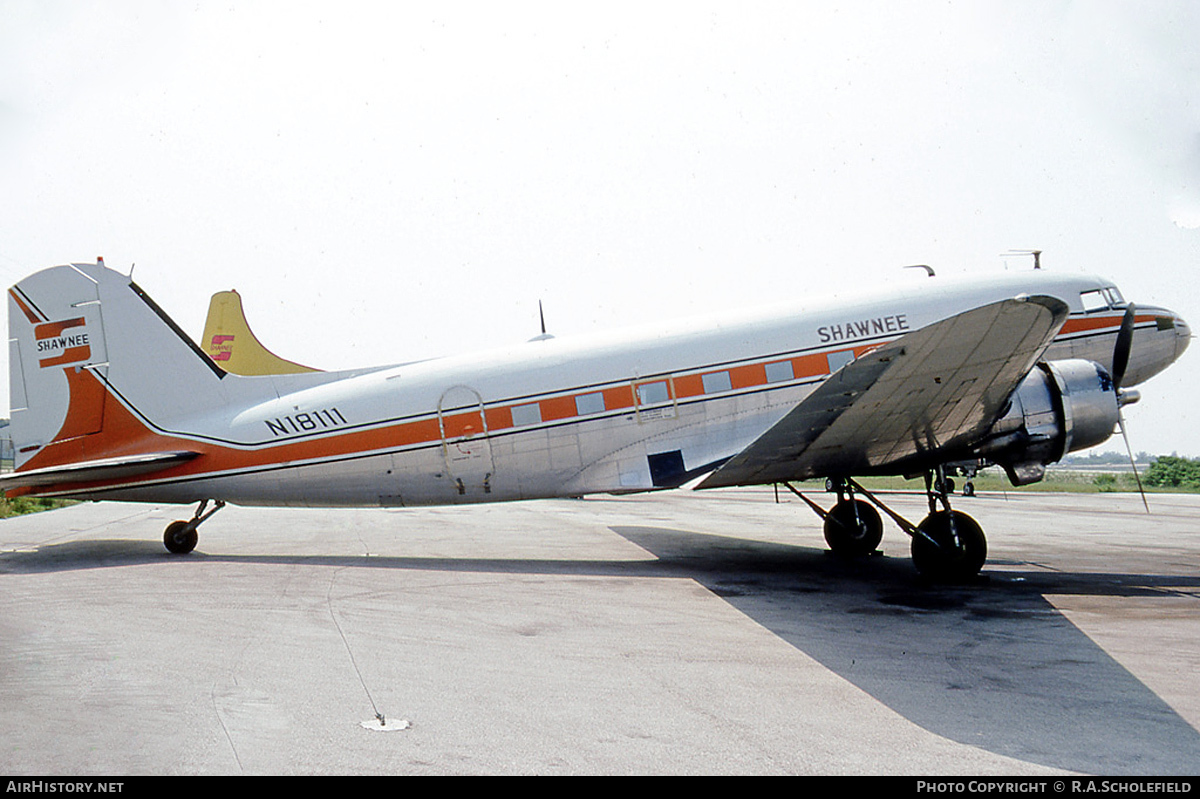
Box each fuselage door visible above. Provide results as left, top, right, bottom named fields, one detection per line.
left=437, top=385, right=495, bottom=496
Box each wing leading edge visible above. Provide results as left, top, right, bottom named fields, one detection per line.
left=697, top=294, right=1070, bottom=489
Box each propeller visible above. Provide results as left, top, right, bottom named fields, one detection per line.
left=1112, top=303, right=1135, bottom=388
left=1112, top=304, right=1149, bottom=512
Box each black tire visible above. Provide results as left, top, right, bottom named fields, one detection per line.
left=164, top=520, right=198, bottom=555
left=962, top=481, right=975, bottom=497
left=911, top=510, right=986, bottom=582
left=823, top=499, right=883, bottom=556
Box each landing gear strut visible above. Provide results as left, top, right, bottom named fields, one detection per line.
left=909, top=468, right=986, bottom=582
left=821, top=478, right=883, bottom=556
left=783, top=466, right=988, bottom=581
left=163, top=499, right=226, bottom=555
left=911, top=510, right=986, bottom=581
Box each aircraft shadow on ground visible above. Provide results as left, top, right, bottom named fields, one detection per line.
left=4, top=527, right=1198, bottom=774
left=608, top=524, right=1200, bottom=776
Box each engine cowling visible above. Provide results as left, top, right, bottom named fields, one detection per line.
left=973, top=359, right=1121, bottom=485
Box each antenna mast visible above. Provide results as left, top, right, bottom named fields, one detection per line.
left=1004, top=249, right=1043, bottom=269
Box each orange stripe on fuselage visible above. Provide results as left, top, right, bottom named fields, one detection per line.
left=23, top=308, right=1137, bottom=497
left=730, top=363, right=767, bottom=390
left=20, top=345, right=869, bottom=496
left=18, top=370, right=452, bottom=494
left=538, top=395, right=578, bottom=422
left=1059, top=314, right=1154, bottom=336
left=673, top=374, right=703, bottom=399
left=20, top=340, right=873, bottom=489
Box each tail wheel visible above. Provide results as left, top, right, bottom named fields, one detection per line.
left=823, top=499, right=883, bottom=556
left=163, top=520, right=198, bottom=555
left=911, top=510, right=986, bottom=582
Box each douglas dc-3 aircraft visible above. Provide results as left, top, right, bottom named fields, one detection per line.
left=2, top=259, right=1190, bottom=581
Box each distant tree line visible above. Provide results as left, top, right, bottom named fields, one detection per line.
left=1061, top=450, right=1153, bottom=465
left=1144, top=455, right=1200, bottom=489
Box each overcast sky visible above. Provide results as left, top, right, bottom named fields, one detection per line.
left=2, top=1, right=1198, bottom=456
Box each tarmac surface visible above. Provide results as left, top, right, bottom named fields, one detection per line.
left=1, top=488, right=1198, bottom=775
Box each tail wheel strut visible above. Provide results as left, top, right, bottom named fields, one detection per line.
left=163, top=499, right=226, bottom=555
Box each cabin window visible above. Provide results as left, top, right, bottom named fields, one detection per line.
left=701, top=371, right=732, bottom=394
left=764, top=361, right=794, bottom=383
left=510, top=402, right=542, bottom=426
left=636, top=380, right=671, bottom=405
left=1104, top=287, right=1126, bottom=307
left=827, top=350, right=855, bottom=374
left=575, top=392, right=605, bottom=415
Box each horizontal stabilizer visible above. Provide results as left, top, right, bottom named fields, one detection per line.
left=0, top=451, right=200, bottom=491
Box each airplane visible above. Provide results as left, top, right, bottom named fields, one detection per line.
left=1, top=259, right=1190, bottom=581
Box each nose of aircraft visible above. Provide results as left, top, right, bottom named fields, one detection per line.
left=1112, top=304, right=1191, bottom=387
left=1153, top=305, right=1192, bottom=371
left=1175, top=312, right=1192, bottom=360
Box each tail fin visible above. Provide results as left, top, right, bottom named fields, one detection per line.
left=7, top=261, right=236, bottom=476
left=201, top=290, right=320, bottom=375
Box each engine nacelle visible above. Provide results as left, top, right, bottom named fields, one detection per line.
left=974, top=359, right=1121, bottom=485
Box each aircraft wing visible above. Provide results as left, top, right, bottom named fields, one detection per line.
left=696, top=294, right=1070, bottom=488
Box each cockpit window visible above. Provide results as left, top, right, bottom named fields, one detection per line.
left=1080, top=290, right=1109, bottom=312
left=1080, top=286, right=1128, bottom=311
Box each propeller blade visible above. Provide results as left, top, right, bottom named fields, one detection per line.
left=1117, top=411, right=1149, bottom=514
left=1112, top=304, right=1135, bottom=388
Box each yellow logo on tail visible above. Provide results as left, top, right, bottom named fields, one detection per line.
left=201, top=290, right=320, bottom=375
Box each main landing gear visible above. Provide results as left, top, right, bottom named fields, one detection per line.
left=789, top=468, right=987, bottom=582
left=163, top=499, right=226, bottom=555
left=909, top=470, right=987, bottom=582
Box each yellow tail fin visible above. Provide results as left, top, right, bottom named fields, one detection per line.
left=201, top=290, right=320, bottom=375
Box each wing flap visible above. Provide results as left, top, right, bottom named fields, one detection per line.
left=697, top=294, right=1069, bottom=488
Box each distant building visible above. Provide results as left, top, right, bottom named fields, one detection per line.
left=0, top=418, right=11, bottom=469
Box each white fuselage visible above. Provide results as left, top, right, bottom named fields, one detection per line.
left=63, top=269, right=1185, bottom=508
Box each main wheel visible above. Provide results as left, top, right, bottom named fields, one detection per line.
left=823, top=499, right=883, bottom=556
left=164, top=520, right=198, bottom=555
left=910, top=510, right=986, bottom=582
